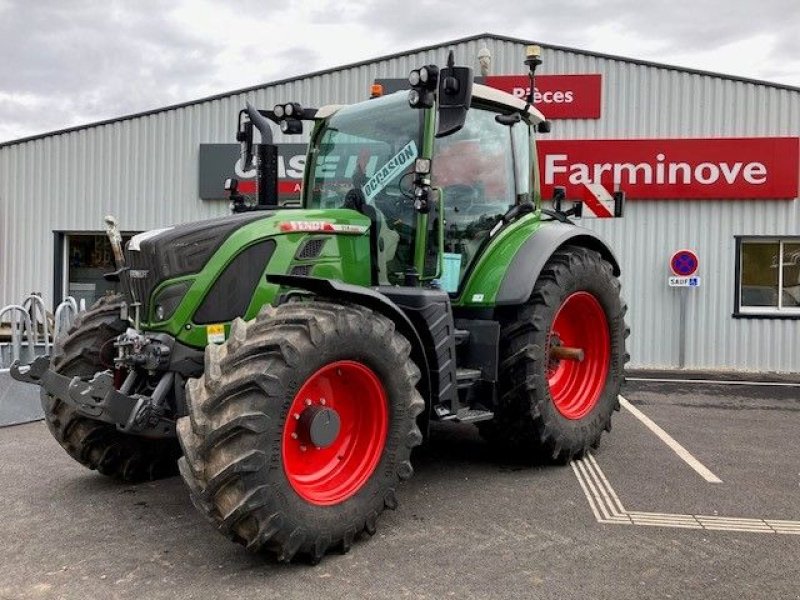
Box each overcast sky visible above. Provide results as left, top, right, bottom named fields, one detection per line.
left=1, top=0, right=798, bottom=143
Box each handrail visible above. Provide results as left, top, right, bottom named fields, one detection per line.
left=0, top=305, right=35, bottom=365
left=22, top=294, right=51, bottom=355
left=53, top=296, right=79, bottom=344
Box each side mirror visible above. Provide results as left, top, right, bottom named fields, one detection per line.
left=552, top=186, right=566, bottom=212
left=236, top=113, right=254, bottom=172
left=613, top=190, right=625, bottom=217
left=436, top=53, right=473, bottom=138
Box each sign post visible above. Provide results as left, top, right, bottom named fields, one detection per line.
left=669, top=250, right=700, bottom=368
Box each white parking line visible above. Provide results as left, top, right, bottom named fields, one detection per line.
left=619, top=395, right=723, bottom=484
left=572, top=456, right=800, bottom=535
left=627, top=377, right=800, bottom=388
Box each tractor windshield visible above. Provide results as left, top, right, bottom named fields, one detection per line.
left=305, top=93, right=423, bottom=210
left=305, top=93, right=424, bottom=285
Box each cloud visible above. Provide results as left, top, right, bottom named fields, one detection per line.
left=0, top=0, right=797, bottom=143
left=0, top=0, right=224, bottom=141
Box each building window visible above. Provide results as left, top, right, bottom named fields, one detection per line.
left=736, top=237, right=800, bottom=317
left=64, top=233, right=135, bottom=308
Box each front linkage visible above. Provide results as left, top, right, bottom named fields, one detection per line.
left=12, top=338, right=176, bottom=439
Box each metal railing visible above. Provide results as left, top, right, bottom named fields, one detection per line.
left=0, top=295, right=80, bottom=368
left=0, top=305, right=34, bottom=366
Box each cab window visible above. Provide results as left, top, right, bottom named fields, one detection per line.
left=433, top=106, right=522, bottom=290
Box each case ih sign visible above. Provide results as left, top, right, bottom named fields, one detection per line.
left=485, top=74, right=602, bottom=119
left=199, top=137, right=800, bottom=202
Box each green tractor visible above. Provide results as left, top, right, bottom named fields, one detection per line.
left=12, top=47, right=628, bottom=563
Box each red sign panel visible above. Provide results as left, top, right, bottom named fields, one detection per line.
left=538, top=137, right=800, bottom=199
left=486, top=74, right=602, bottom=119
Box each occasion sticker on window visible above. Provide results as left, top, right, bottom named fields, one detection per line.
left=362, top=141, right=418, bottom=201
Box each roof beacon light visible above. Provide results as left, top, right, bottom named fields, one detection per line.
left=525, top=45, right=542, bottom=66
left=370, top=83, right=384, bottom=98
left=523, top=45, right=543, bottom=110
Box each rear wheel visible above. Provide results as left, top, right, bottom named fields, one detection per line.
left=177, top=301, right=424, bottom=563
left=480, top=245, right=629, bottom=462
left=43, top=294, right=181, bottom=481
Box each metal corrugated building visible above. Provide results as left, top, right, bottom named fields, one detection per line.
left=1, top=33, right=798, bottom=372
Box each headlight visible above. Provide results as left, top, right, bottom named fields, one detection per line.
left=408, top=69, right=421, bottom=86
left=273, top=104, right=285, bottom=118
left=152, top=280, right=192, bottom=322
left=408, top=89, right=420, bottom=107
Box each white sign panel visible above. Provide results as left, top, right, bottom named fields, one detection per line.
left=668, top=276, right=701, bottom=287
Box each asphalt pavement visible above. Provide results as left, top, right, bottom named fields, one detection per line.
left=1, top=378, right=798, bottom=600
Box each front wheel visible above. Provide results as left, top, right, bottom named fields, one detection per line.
left=177, top=301, right=424, bottom=563
left=480, top=245, right=629, bottom=462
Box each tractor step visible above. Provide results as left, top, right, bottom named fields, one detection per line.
left=454, top=328, right=470, bottom=346
left=434, top=404, right=494, bottom=423
left=456, top=368, right=482, bottom=390
left=451, top=408, right=494, bottom=423
left=432, top=369, right=491, bottom=422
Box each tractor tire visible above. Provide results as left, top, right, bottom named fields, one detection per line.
left=177, top=301, right=424, bottom=564
left=479, top=245, right=629, bottom=463
left=43, top=294, right=181, bottom=482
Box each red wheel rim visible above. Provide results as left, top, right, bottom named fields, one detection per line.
left=547, top=292, right=610, bottom=420
left=282, top=360, right=388, bottom=506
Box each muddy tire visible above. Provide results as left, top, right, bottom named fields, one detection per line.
left=43, top=294, right=181, bottom=482
left=479, top=245, right=629, bottom=462
left=177, top=300, right=424, bottom=564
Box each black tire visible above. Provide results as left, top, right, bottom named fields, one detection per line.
left=479, top=245, right=629, bottom=463
left=43, top=294, right=181, bottom=482
left=177, top=301, right=424, bottom=563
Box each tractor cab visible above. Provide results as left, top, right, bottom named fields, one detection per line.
left=234, top=49, right=548, bottom=300
left=302, top=85, right=545, bottom=294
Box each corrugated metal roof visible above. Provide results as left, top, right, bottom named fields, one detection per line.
left=2, top=32, right=798, bottom=149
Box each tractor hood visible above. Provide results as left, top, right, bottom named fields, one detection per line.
left=124, top=208, right=373, bottom=347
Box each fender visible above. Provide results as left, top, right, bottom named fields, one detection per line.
left=267, top=274, right=434, bottom=427
left=495, top=222, right=620, bottom=306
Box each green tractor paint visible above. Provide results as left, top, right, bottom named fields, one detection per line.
left=11, top=46, right=628, bottom=564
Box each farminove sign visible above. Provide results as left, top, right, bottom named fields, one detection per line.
left=199, top=137, right=799, bottom=202
left=539, top=138, right=799, bottom=199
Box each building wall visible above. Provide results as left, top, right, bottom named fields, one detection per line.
left=1, top=36, right=798, bottom=371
